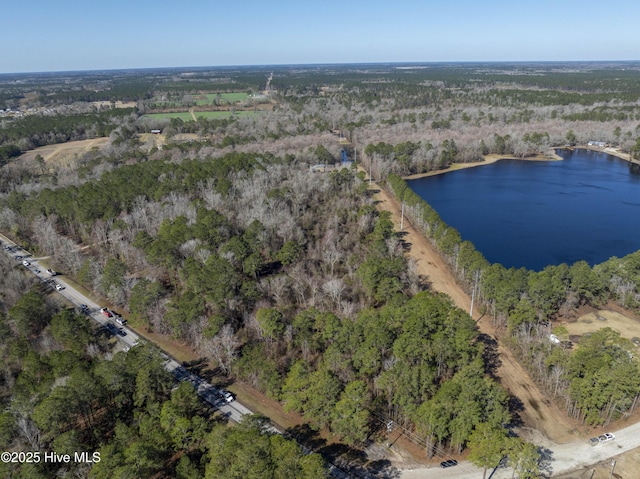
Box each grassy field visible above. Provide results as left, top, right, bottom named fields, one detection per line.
left=195, top=110, right=257, bottom=119
left=142, top=110, right=260, bottom=121
left=142, top=112, right=195, bottom=121
left=195, top=92, right=249, bottom=105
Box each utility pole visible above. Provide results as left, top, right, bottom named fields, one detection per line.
left=470, top=270, right=481, bottom=317
left=608, top=460, right=616, bottom=479
left=400, top=201, right=405, bottom=230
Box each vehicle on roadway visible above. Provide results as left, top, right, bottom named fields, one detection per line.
left=590, top=433, right=615, bottom=445
left=100, top=308, right=113, bottom=318
left=440, top=459, right=458, bottom=468
left=220, top=390, right=235, bottom=403
left=115, top=316, right=127, bottom=326
left=22, top=260, right=30, bottom=267
left=55, top=283, right=64, bottom=291
left=598, top=433, right=615, bottom=443
left=104, top=323, right=118, bottom=335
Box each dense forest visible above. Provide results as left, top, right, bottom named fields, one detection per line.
left=2, top=63, right=640, bottom=477
left=0, top=252, right=328, bottom=478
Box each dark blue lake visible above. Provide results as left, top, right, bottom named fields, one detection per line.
left=408, top=149, right=640, bottom=271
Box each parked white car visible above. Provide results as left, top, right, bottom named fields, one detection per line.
left=598, top=433, right=615, bottom=443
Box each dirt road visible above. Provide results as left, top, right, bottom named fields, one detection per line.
left=370, top=181, right=577, bottom=443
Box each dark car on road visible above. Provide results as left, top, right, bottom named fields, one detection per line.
left=440, top=460, right=458, bottom=468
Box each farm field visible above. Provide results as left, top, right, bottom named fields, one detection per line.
left=195, top=92, right=249, bottom=105
left=141, top=110, right=260, bottom=121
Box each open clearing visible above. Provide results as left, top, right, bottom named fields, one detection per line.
left=554, top=447, right=640, bottom=478
left=141, top=110, right=261, bottom=121
left=18, top=137, right=109, bottom=167
left=565, top=308, right=640, bottom=345
left=195, top=92, right=249, bottom=105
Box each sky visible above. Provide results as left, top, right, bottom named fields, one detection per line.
left=3, top=0, right=640, bottom=73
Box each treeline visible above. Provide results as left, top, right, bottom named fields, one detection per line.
left=362, top=135, right=516, bottom=177
left=13, top=151, right=265, bottom=226
left=387, top=173, right=640, bottom=425
left=43, top=81, right=153, bottom=104
left=0, top=144, right=21, bottom=163
left=0, top=260, right=327, bottom=479
left=276, top=291, right=512, bottom=454
left=0, top=109, right=136, bottom=150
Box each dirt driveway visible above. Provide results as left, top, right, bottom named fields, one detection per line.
left=370, top=181, right=578, bottom=443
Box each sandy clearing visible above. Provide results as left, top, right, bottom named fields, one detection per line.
left=18, top=137, right=109, bottom=167
left=566, top=308, right=640, bottom=344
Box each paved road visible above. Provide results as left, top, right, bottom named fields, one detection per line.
left=401, top=423, right=640, bottom=478
left=1, top=236, right=356, bottom=474
left=0, top=235, right=255, bottom=423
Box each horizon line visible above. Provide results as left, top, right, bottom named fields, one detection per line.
left=2, top=59, right=640, bottom=76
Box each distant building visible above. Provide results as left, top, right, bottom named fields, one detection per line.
left=588, top=141, right=606, bottom=147
left=150, top=129, right=162, bottom=134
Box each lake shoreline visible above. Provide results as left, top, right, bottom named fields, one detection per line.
left=406, top=147, right=640, bottom=271
left=403, top=145, right=635, bottom=180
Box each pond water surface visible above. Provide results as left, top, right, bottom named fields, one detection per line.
left=407, top=149, right=640, bottom=271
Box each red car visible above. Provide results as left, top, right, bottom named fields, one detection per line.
left=100, top=308, right=113, bottom=318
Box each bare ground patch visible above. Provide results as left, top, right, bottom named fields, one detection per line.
left=18, top=137, right=109, bottom=168
left=564, top=307, right=640, bottom=346
left=554, top=447, right=640, bottom=479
